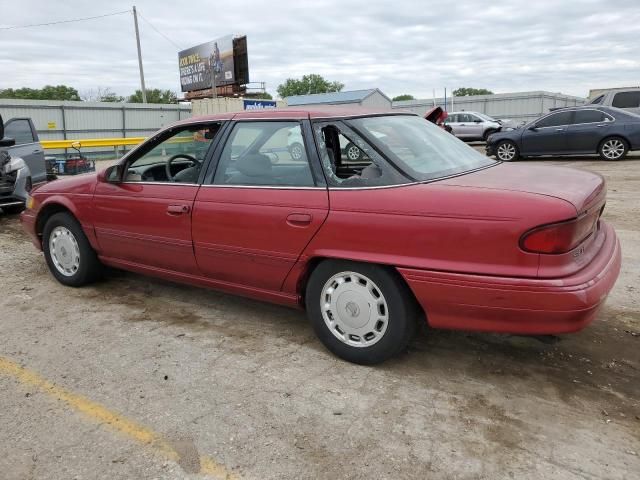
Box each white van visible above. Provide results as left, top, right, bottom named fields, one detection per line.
left=589, top=88, right=640, bottom=115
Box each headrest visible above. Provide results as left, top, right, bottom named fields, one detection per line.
left=236, top=154, right=272, bottom=177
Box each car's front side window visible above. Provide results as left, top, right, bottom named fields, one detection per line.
left=125, top=123, right=221, bottom=183
left=212, top=121, right=315, bottom=187
left=535, top=111, right=573, bottom=128
left=4, top=119, right=35, bottom=145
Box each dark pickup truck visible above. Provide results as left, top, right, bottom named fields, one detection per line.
left=0, top=113, right=47, bottom=214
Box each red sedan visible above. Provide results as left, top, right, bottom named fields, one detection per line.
left=20, top=108, right=621, bottom=364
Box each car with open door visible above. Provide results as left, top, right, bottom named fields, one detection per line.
left=21, top=107, right=621, bottom=364
left=486, top=105, right=640, bottom=161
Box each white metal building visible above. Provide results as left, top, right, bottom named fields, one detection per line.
left=285, top=89, right=392, bottom=110
left=393, top=91, right=586, bottom=124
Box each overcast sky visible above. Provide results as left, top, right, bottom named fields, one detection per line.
left=1, top=0, right=639, bottom=100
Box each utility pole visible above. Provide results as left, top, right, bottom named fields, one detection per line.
left=132, top=6, right=147, bottom=103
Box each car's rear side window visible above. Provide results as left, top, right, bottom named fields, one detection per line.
left=212, top=121, right=316, bottom=187
left=573, top=110, right=611, bottom=124
left=4, top=119, right=35, bottom=145
left=612, top=91, right=640, bottom=109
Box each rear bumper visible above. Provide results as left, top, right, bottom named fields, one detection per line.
left=398, top=222, right=621, bottom=335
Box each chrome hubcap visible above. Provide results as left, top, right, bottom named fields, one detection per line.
left=602, top=139, right=624, bottom=159
left=347, top=146, right=361, bottom=161
left=49, top=226, right=80, bottom=276
left=321, top=271, right=389, bottom=348
left=291, top=145, right=303, bottom=160
left=497, top=142, right=516, bottom=161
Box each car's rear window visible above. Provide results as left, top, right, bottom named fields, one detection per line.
left=348, top=115, right=496, bottom=181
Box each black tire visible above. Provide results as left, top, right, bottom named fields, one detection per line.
left=344, top=142, right=363, bottom=162
left=495, top=140, right=520, bottom=161
left=305, top=260, right=419, bottom=365
left=288, top=142, right=304, bottom=161
left=598, top=136, right=629, bottom=161
left=2, top=204, right=25, bottom=215
left=42, top=212, right=103, bottom=287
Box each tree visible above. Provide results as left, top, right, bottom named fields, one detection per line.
left=277, top=74, right=344, bottom=98
left=0, top=85, right=81, bottom=101
left=128, top=89, right=177, bottom=104
left=246, top=92, right=273, bottom=100
left=81, top=87, right=125, bottom=103
left=392, top=94, right=415, bottom=101
left=452, top=87, right=494, bottom=97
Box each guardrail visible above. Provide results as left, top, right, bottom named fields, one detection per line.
left=41, top=137, right=146, bottom=150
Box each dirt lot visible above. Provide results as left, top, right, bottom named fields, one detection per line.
left=1, top=155, right=639, bottom=480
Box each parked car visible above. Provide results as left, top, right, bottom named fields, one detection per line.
left=444, top=111, right=502, bottom=141
left=486, top=106, right=640, bottom=161
left=589, top=87, right=640, bottom=115
left=0, top=114, right=47, bottom=213
left=288, top=126, right=363, bottom=162
left=21, top=108, right=621, bottom=364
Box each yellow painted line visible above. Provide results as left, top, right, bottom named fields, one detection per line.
left=0, top=356, right=237, bottom=479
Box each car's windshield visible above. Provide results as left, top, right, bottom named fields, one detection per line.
left=348, top=115, right=497, bottom=181
left=476, top=112, right=498, bottom=122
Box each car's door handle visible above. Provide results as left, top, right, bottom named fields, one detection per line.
left=555, top=128, right=564, bottom=131
left=167, top=204, right=190, bottom=215
left=596, top=124, right=607, bottom=127
left=287, top=213, right=312, bottom=227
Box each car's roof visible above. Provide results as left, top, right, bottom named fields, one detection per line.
left=173, top=106, right=415, bottom=126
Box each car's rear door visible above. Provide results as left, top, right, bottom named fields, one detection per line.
left=192, top=119, right=328, bottom=291
left=566, top=109, right=613, bottom=153
left=521, top=110, right=573, bottom=155
left=92, top=122, right=223, bottom=275
left=3, top=118, right=46, bottom=184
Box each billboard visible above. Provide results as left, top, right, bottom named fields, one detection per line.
left=179, top=35, right=241, bottom=92
left=243, top=99, right=276, bottom=110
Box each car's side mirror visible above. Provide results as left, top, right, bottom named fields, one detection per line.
left=0, top=137, right=16, bottom=147
left=473, top=119, right=482, bottom=123
left=98, top=164, right=122, bottom=183
left=528, top=125, right=539, bottom=131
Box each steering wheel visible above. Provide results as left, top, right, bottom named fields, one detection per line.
left=165, top=154, right=199, bottom=182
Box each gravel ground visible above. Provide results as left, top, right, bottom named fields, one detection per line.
left=0, top=155, right=638, bottom=480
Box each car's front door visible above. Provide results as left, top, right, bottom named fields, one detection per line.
left=566, top=109, right=613, bottom=153
left=3, top=118, right=46, bottom=184
left=92, top=122, right=222, bottom=274
left=521, top=110, right=573, bottom=155
left=455, top=113, right=477, bottom=139
left=192, top=120, right=329, bottom=291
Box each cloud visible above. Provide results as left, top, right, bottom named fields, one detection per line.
left=1, top=0, right=639, bottom=99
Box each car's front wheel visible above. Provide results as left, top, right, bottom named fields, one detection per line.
left=495, top=140, right=520, bottom=161
left=43, top=212, right=103, bottom=287
left=599, top=137, right=628, bottom=161
left=306, top=260, right=419, bottom=365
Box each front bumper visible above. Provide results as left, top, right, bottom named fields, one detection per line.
left=485, top=143, right=496, bottom=156
left=20, top=209, right=40, bottom=250
left=398, top=222, right=621, bottom=335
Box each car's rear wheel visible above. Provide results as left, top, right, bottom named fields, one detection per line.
left=496, top=140, right=519, bottom=161
left=344, top=142, right=363, bottom=161
left=43, top=212, right=103, bottom=287
left=305, top=260, right=419, bottom=365
left=599, top=137, right=628, bottom=161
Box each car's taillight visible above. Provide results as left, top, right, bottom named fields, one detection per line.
left=520, top=210, right=601, bottom=254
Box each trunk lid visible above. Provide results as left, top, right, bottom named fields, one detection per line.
left=440, top=163, right=606, bottom=214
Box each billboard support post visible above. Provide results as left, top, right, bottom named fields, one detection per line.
left=132, top=6, right=147, bottom=103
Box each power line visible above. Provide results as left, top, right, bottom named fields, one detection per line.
left=0, top=10, right=130, bottom=31
left=137, top=11, right=182, bottom=50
